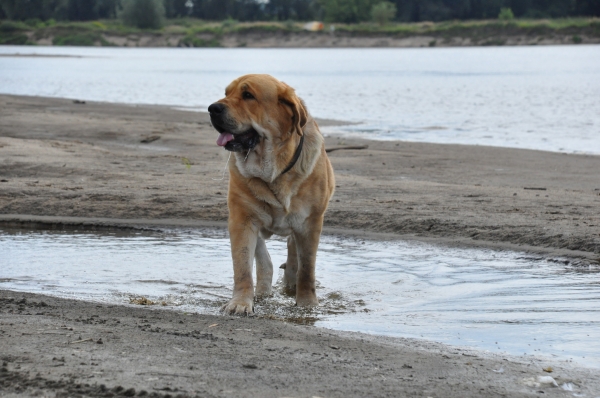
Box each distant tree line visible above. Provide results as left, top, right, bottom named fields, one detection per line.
left=1, top=0, right=599, bottom=22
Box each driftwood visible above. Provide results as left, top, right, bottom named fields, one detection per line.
left=140, top=135, right=161, bottom=144
left=70, top=338, right=93, bottom=344
left=524, top=187, right=547, bottom=190
left=325, top=145, right=368, bottom=153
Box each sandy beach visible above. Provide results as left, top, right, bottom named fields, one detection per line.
left=1, top=94, right=598, bottom=258
left=1, top=94, right=599, bottom=396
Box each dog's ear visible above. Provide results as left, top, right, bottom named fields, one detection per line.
left=279, top=84, right=307, bottom=137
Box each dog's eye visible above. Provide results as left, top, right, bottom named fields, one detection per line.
left=242, top=91, right=255, bottom=100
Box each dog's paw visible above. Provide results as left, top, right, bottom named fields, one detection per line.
left=255, top=284, right=272, bottom=299
left=282, top=272, right=297, bottom=289
left=221, top=296, right=254, bottom=315
left=296, top=295, right=319, bottom=307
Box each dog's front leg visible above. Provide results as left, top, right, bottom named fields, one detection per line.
left=222, top=219, right=258, bottom=315
left=293, top=215, right=323, bottom=307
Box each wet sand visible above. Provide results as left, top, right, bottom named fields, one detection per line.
left=1, top=94, right=600, bottom=396
left=3, top=290, right=600, bottom=398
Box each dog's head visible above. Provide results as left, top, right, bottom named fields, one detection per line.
left=208, top=75, right=308, bottom=179
left=209, top=74, right=306, bottom=152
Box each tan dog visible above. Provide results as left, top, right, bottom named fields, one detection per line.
left=208, top=74, right=335, bottom=315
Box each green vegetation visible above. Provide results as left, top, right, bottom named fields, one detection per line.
left=0, top=0, right=597, bottom=47
left=0, top=20, right=28, bottom=32
left=1, top=17, right=598, bottom=47
left=1, top=0, right=598, bottom=23
left=52, top=31, right=113, bottom=46
left=0, top=32, right=28, bottom=44
left=0, top=20, right=31, bottom=44
left=120, top=0, right=165, bottom=29
left=371, top=2, right=397, bottom=26
left=326, top=17, right=600, bottom=38
left=318, top=0, right=379, bottom=23
left=498, top=7, right=515, bottom=21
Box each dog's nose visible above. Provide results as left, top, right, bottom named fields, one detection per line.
left=208, top=103, right=225, bottom=115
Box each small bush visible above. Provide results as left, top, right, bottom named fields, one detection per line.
left=371, top=2, right=397, bottom=26
left=498, top=7, right=514, bottom=21
left=120, top=0, right=165, bottom=29
left=24, top=18, right=44, bottom=28
left=221, top=18, right=238, bottom=29
left=572, top=35, right=582, bottom=44
left=283, top=19, right=297, bottom=31
left=92, top=21, right=107, bottom=30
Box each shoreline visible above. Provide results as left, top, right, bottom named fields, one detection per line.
left=2, top=289, right=600, bottom=397
left=18, top=31, right=600, bottom=48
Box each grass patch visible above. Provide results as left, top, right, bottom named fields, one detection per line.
left=0, top=21, right=33, bottom=44
left=0, top=20, right=30, bottom=32
left=51, top=31, right=113, bottom=46
left=331, top=17, right=600, bottom=37
left=53, top=33, right=98, bottom=46
left=0, top=33, right=31, bottom=45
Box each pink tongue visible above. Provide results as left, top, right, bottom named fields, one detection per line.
left=217, top=133, right=234, bottom=147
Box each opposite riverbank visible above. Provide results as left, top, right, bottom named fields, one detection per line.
left=1, top=18, right=599, bottom=47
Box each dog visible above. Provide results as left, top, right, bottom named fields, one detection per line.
left=208, top=74, right=335, bottom=315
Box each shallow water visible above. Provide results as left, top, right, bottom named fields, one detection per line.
left=1, top=45, right=599, bottom=153
left=1, top=226, right=599, bottom=368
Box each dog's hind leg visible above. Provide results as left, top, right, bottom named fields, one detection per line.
left=255, top=236, right=273, bottom=298
left=282, top=235, right=298, bottom=292
left=293, top=217, right=322, bottom=307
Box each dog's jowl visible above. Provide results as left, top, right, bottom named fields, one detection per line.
left=208, top=74, right=335, bottom=315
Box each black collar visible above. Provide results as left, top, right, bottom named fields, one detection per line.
left=280, top=134, right=304, bottom=176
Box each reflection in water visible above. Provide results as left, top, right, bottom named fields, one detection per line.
left=1, top=226, right=599, bottom=367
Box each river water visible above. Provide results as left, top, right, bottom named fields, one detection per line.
left=1, top=45, right=599, bottom=154
left=1, top=226, right=599, bottom=368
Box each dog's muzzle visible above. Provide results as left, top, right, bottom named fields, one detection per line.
left=209, top=102, right=260, bottom=152
left=217, top=128, right=260, bottom=152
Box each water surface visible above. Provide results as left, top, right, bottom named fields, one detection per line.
left=1, top=45, right=599, bottom=153
left=1, top=227, right=599, bottom=368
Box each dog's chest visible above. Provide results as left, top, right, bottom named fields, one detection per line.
left=262, top=205, right=307, bottom=237
left=267, top=212, right=292, bottom=236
